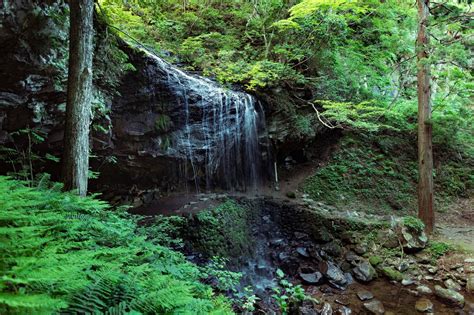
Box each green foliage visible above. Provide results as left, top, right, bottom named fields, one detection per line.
left=272, top=269, right=312, bottom=315
left=427, top=241, right=453, bottom=259
left=0, top=177, right=232, bottom=314
left=303, top=135, right=417, bottom=213
left=0, top=127, right=59, bottom=183
left=154, top=114, right=172, bottom=133
left=189, top=200, right=254, bottom=258
left=199, top=257, right=242, bottom=293
left=402, top=216, right=425, bottom=233
left=240, top=286, right=260, bottom=312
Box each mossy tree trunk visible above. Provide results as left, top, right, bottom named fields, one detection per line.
left=416, top=0, right=434, bottom=233
left=62, top=0, right=94, bottom=196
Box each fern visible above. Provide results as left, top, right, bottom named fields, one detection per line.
left=0, top=176, right=233, bottom=314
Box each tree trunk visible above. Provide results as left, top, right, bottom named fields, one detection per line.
left=62, top=0, right=94, bottom=196
left=416, top=0, right=434, bottom=233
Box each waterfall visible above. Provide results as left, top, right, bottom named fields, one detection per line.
left=143, top=51, right=267, bottom=191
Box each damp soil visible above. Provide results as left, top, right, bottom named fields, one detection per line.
left=310, top=280, right=474, bottom=315
left=131, top=194, right=474, bottom=314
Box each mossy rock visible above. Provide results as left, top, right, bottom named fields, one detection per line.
left=185, top=199, right=255, bottom=259
left=369, top=255, right=383, bottom=267
left=381, top=267, right=404, bottom=281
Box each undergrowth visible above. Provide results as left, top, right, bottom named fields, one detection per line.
left=0, top=176, right=232, bottom=314
left=303, top=130, right=473, bottom=215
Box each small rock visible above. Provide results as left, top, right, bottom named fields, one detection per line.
left=416, top=285, right=433, bottom=295
left=270, top=238, right=286, bottom=246
left=415, top=298, right=434, bottom=313
left=335, top=306, right=352, bottom=315
left=467, top=274, right=474, bottom=293
left=464, top=258, right=474, bottom=273
left=434, top=285, right=465, bottom=307
left=300, top=271, right=324, bottom=285
left=450, top=263, right=463, bottom=270
left=341, top=261, right=352, bottom=272
left=378, top=229, right=399, bottom=249
left=354, top=243, right=368, bottom=255
left=345, top=251, right=360, bottom=263
left=286, top=191, right=296, bottom=198
left=424, top=275, right=434, bottom=280
left=428, top=266, right=438, bottom=274
left=320, top=302, right=333, bottom=315
left=297, top=247, right=310, bottom=258
left=408, top=289, right=419, bottom=297
left=415, top=252, right=432, bottom=264
left=352, top=261, right=377, bottom=282
left=402, top=278, right=415, bottom=286
left=323, top=241, right=343, bottom=257
left=278, top=252, right=290, bottom=261
left=313, top=226, right=333, bottom=243
left=363, top=299, right=385, bottom=314
left=444, top=278, right=461, bottom=291
left=299, top=305, right=318, bottom=315
left=320, top=261, right=348, bottom=289
left=356, top=289, right=374, bottom=301
left=294, top=232, right=308, bottom=240
left=398, top=261, right=410, bottom=272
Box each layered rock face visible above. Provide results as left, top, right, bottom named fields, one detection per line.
left=0, top=1, right=271, bottom=192
left=0, top=1, right=68, bottom=150
left=107, top=48, right=271, bottom=191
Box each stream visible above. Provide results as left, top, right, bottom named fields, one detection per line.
left=134, top=195, right=474, bottom=314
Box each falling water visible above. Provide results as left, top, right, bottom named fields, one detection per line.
left=143, top=50, right=266, bottom=191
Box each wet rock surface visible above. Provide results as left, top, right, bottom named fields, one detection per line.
left=356, top=289, right=374, bottom=301
left=363, top=299, right=385, bottom=314
left=434, top=285, right=465, bottom=307
left=300, top=271, right=324, bottom=285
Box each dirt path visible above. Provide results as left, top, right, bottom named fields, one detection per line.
left=435, top=197, right=474, bottom=252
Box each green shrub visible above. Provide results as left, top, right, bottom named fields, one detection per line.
left=402, top=216, right=425, bottom=232
left=427, top=241, right=453, bottom=259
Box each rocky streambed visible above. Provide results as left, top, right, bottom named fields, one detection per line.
left=135, top=194, right=474, bottom=314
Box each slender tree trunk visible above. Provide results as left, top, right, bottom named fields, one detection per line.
left=416, top=0, right=434, bottom=233
left=62, top=0, right=94, bottom=196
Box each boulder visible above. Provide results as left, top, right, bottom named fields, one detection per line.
left=434, top=285, right=464, bottom=307
left=352, top=261, right=377, bottom=282
left=319, top=261, right=348, bottom=289
left=398, top=223, right=428, bottom=251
